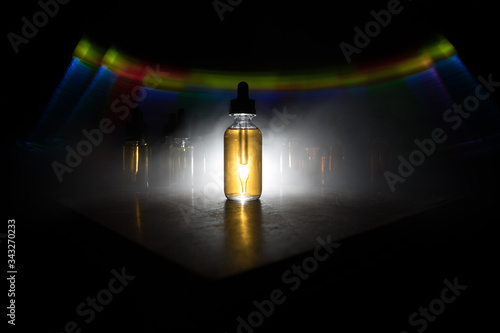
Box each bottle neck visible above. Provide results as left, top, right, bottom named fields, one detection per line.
left=229, top=113, right=257, bottom=129
left=126, top=138, right=147, bottom=145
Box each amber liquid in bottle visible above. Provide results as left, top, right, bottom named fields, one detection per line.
left=224, top=127, right=262, bottom=200
left=123, top=140, right=151, bottom=189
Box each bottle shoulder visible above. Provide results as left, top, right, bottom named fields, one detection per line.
left=226, top=124, right=260, bottom=130
left=227, top=114, right=259, bottom=129
left=225, top=126, right=261, bottom=135
left=226, top=119, right=260, bottom=130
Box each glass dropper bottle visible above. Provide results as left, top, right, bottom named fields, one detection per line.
left=160, top=112, right=176, bottom=187
left=224, top=82, right=262, bottom=201
left=123, top=107, right=151, bottom=189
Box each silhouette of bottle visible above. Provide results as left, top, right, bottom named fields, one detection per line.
left=123, top=107, right=151, bottom=190
left=160, top=112, right=177, bottom=187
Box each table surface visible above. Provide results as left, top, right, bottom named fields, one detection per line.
left=56, top=185, right=453, bottom=279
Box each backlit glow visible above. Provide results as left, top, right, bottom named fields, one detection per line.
left=238, top=163, right=249, bottom=194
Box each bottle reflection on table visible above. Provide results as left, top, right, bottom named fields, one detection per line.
left=223, top=200, right=263, bottom=271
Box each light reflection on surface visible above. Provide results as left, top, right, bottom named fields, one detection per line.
left=224, top=200, right=263, bottom=272
left=134, top=194, right=143, bottom=243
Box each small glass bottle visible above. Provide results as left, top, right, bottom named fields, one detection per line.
left=160, top=113, right=177, bottom=187
left=123, top=107, right=151, bottom=189
left=171, top=137, right=193, bottom=187
left=191, top=114, right=207, bottom=187
left=224, top=82, right=262, bottom=201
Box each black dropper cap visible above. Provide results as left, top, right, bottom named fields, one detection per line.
left=175, top=108, right=188, bottom=138
left=126, top=107, right=148, bottom=142
left=163, top=112, right=177, bottom=137
left=230, top=81, right=256, bottom=114
left=191, top=114, right=200, bottom=138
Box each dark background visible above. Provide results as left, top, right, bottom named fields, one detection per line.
left=5, top=0, right=500, bottom=191
left=5, top=0, right=500, bottom=137
left=4, top=0, right=499, bottom=332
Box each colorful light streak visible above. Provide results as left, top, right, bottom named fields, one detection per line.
left=16, top=30, right=500, bottom=196
left=23, top=33, right=500, bottom=169
left=72, top=36, right=457, bottom=92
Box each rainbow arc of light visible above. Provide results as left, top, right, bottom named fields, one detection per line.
left=72, top=36, right=457, bottom=92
